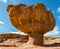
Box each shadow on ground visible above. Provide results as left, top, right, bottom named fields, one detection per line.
left=43, top=43, right=60, bottom=47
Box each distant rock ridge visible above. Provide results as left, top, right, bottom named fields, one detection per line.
left=0, top=34, right=28, bottom=39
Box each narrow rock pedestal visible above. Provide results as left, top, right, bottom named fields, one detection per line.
left=27, top=33, right=44, bottom=46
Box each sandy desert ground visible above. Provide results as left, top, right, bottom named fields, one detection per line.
left=0, top=34, right=60, bottom=49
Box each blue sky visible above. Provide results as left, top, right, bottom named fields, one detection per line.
left=0, top=0, right=60, bottom=37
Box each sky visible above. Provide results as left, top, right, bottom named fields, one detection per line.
left=0, top=0, right=60, bottom=38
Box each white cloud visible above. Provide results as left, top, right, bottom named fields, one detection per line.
left=47, top=8, right=50, bottom=10
left=10, top=31, right=27, bottom=35
left=57, top=7, right=60, bottom=12
left=10, top=31, right=20, bottom=34
left=0, top=21, right=4, bottom=24
left=44, top=26, right=60, bottom=37
left=0, top=0, right=7, bottom=3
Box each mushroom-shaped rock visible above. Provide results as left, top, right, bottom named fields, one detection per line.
left=7, top=3, right=55, bottom=46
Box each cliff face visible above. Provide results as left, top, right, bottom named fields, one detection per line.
left=7, top=4, right=55, bottom=34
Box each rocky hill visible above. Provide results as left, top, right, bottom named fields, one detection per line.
left=0, top=34, right=28, bottom=39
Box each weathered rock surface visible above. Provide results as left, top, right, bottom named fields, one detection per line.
left=7, top=3, right=55, bottom=34
left=7, top=3, right=55, bottom=46
left=0, top=34, right=21, bottom=39
left=0, top=34, right=28, bottom=47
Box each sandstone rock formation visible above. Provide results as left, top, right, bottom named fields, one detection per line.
left=7, top=3, right=55, bottom=46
